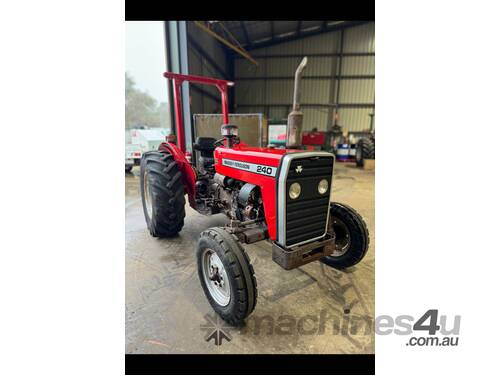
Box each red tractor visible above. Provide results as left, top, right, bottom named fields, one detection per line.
left=140, top=58, right=369, bottom=325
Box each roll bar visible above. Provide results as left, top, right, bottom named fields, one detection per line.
left=163, top=72, right=234, bottom=154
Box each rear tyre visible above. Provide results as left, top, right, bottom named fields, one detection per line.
left=125, top=165, right=133, bottom=173
left=140, top=151, right=185, bottom=237
left=197, top=227, right=257, bottom=326
left=355, top=137, right=375, bottom=167
left=321, top=202, right=369, bottom=269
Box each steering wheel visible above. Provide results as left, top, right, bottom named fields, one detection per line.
left=214, top=137, right=241, bottom=148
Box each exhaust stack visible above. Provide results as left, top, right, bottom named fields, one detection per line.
left=286, top=57, right=308, bottom=148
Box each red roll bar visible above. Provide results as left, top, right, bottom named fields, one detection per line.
left=163, top=72, right=234, bottom=154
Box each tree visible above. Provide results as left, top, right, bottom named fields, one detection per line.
left=125, top=72, right=169, bottom=129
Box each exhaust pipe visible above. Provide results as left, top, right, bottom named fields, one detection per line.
left=286, top=56, right=308, bottom=148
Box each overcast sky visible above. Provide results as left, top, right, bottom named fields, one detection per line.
left=125, top=21, right=168, bottom=103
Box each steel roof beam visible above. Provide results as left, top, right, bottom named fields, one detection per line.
left=245, top=21, right=370, bottom=50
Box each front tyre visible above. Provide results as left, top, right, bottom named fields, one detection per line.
left=197, top=227, right=257, bottom=326
left=140, top=151, right=185, bottom=237
left=321, top=202, right=369, bottom=269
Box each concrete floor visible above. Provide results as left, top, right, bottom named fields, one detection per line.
left=126, top=162, right=374, bottom=354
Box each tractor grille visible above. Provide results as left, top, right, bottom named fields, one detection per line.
left=282, top=154, right=334, bottom=247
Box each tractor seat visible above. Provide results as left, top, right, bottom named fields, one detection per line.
left=193, top=137, right=217, bottom=158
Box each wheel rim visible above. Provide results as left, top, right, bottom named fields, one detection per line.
left=326, top=217, right=351, bottom=257
left=201, top=248, right=231, bottom=306
left=143, top=170, right=153, bottom=219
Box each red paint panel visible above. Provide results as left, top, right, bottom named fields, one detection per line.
left=214, top=145, right=289, bottom=241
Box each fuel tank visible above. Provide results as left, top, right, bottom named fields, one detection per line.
left=214, top=144, right=305, bottom=241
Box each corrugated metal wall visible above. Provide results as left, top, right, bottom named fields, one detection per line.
left=234, top=22, right=375, bottom=133
left=186, top=23, right=230, bottom=115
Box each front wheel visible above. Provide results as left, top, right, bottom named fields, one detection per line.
left=197, top=227, right=257, bottom=326
left=321, top=202, right=369, bottom=269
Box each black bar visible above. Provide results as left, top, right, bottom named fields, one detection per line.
left=125, top=354, right=375, bottom=373
left=125, top=2, right=375, bottom=21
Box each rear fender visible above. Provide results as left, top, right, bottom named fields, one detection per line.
left=159, top=142, right=197, bottom=208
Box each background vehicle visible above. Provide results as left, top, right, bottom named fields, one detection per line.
left=125, top=128, right=169, bottom=172
left=139, top=58, right=369, bottom=325
left=125, top=144, right=136, bottom=172
left=355, top=133, right=375, bottom=167
left=354, top=114, right=375, bottom=167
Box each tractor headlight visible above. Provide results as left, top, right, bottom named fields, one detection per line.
left=289, top=182, right=301, bottom=199
left=318, top=179, right=329, bottom=195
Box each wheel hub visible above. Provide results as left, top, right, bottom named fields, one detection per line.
left=202, top=249, right=231, bottom=306
left=143, top=170, right=153, bottom=219
left=209, top=265, right=224, bottom=286
left=326, top=217, right=351, bottom=257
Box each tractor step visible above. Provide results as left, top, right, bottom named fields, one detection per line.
left=271, top=234, right=335, bottom=270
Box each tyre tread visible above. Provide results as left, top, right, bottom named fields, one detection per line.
left=197, top=227, right=258, bottom=325
left=321, top=202, right=370, bottom=269
left=140, top=151, right=185, bottom=237
left=356, top=138, right=375, bottom=167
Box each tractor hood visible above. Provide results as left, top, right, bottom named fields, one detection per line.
left=214, top=144, right=304, bottom=176
left=213, top=145, right=333, bottom=242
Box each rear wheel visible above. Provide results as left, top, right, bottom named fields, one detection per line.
left=356, top=137, right=375, bottom=167
left=321, top=202, right=369, bottom=269
left=140, top=151, right=185, bottom=237
left=197, top=227, right=257, bottom=326
left=125, top=165, right=133, bottom=173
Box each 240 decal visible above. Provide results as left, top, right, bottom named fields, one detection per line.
left=222, top=158, right=277, bottom=177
